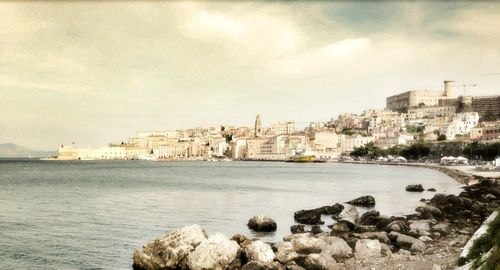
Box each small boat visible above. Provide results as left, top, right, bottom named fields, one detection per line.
left=287, top=149, right=323, bottom=163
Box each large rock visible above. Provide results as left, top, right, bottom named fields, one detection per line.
left=291, top=235, right=327, bottom=254
left=385, top=219, right=409, bottom=233
left=388, top=231, right=426, bottom=252
left=337, top=205, right=359, bottom=227
left=275, top=241, right=299, bottom=264
left=247, top=216, right=277, bottom=232
left=133, top=224, right=207, bottom=270
left=231, top=234, right=252, bottom=248
left=301, top=253, right=338, bottom=270
left=244, top=240, right=275, bottom=263
left=315, top=204, right=345, bottom=215
left=186, top=233, right=240, bottom=270
left=359, top=210, right=380, bottom=225
left=409, top=220, right=431, bottom=237
left=320, top=236, right=353, bottom=260
left=415, top=205, right=442, bottom=219
left=294, top=209, right=323, bottom=225
left=406, top=184, right=424, bottom=192
left=353, top=225, right=377, bottom=233
left=291, top=224, right=305, bottom=234
left=432, top=222, right=450, bottom=235
left=354, top=239, right=382, bottom=259
left=346, top=195, right=375, bottom=207
left=355, top=231, right=390, bottom=244
left=330, top=221, right=351, bottom=233
left=241, top=261, right=267, bottom=270
left=311, top=225, right=323, bottom=235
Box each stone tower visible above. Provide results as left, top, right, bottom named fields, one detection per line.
left=254, top=114, right=262, bottom=137
left=443, top=80, right=455, bottom=98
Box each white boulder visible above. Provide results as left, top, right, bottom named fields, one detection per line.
left=354, top=239, right=382, bottom=259
left=245, top=240, right=275, bottom=263
left=186, top=233, right=240, bottom=270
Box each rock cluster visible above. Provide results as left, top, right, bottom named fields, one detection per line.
left=133, top=180, right=500, bottom=270
left=293, top=203, right=344, bottom=225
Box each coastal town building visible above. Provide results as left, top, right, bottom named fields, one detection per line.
left=440, top=95, right=500, bottom=120
left=470, top=121, right=500, bottom=141
left=309, top=130, right=341, bottom=159
left=407, top=106, right=456, bottom=119
left=339, top=134, right=374, bottom=152
left=386, top=80, right=455, bottom=113
left=374, top=134, right=415, bottom=149
left=57, top=144, right=127, bottom=160
left=441, top=112, right=479, bottom=140
left=271, top=121, right=296, bottom=135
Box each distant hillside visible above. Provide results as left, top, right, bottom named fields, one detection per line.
left=0, top=143, right=55, bottom=158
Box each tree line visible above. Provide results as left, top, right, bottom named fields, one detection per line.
left=350, top=141, right=500, bottom=161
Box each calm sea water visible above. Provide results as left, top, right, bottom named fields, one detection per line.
left=0, top=160, right=462, bottom=269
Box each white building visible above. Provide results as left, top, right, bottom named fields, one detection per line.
left=231, top=139, right=247, bottom=160
left=441, top=112, right=479, bottom=140
left=340, top=134, right=374, bottom=152
left=271, top=121, right=296, bottom=135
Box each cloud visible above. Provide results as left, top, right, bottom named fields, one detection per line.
left=175, top=2, right=305, bottom=58
left=0, top=76, right=82, bottom=93
left=271, top=38, right=371, bottom=77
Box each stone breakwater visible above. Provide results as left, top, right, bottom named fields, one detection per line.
left=133, top=178, right=499, bottom=270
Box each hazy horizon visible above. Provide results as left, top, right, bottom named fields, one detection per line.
left=1, top=1, right=500, bottom=150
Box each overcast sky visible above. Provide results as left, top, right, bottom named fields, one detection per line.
left=1, top=1, right=499, bottom=150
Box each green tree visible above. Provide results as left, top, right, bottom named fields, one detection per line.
left=463, top=142, right=500, bottom=160
left=406, top=125, right=418, bottom=133
left=401, top=141, right=430, bottom=160
left=350, top=142, right=386, bottom=159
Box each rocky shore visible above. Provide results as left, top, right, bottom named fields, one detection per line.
left=132, top=169, right=499, bottom=270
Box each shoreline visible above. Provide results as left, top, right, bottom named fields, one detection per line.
left=133, top=164, right=500, bottom=270
left=338, top=160, right=500, bottom=185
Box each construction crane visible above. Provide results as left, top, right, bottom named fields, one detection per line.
left=461, top=83, right=477, bottom=96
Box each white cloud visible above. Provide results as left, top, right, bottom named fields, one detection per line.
left=271, top=38, right=371, bottom=77
left=175, top=2, right=305, bottom=57
left=0, top=76, right=82, bottom=93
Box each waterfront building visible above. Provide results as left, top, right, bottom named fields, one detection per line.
left=231, top=139, right=247, bottom=160
left=245, top=137, right=269, bottom=160
left=212, top=140, right=229, bottom=157
left=309, top=130, right=341, bottom=159
left=125, top=144, right=149, bottom=159
left=57, top=144, right=80, bottom=160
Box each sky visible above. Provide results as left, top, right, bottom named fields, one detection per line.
left=0, top=1, right=499, bottom=150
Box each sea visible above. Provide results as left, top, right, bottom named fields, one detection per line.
left=0, top=159, right=463, bottom=269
